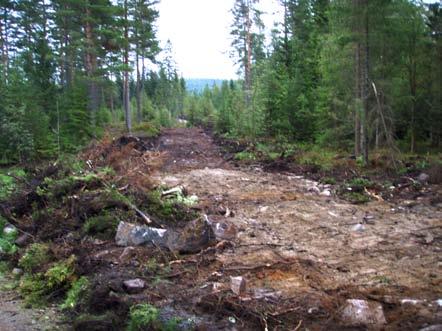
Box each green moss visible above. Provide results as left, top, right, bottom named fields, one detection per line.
left=234, top=151, right=257, bottom=161
left=19, top=255, right=77, bottom=307
left=83, top=213, right=120, bottom=240
left=19, top=273, right=48, bottom=306
left=61, top=276, right=89, bottom=311
left=341, top=191, right=370, bottom=204
left=320, top=177, right=337, bottom=185
left=127, top=304, right=160, bottom=331
left=163, top=317, right=182, bottom=331
left=37, top=173, right=102, bottom=200
left=347, top=177, right=374, bottom=189
left=146, top=189, right=198, bottom=225
left=19, top=243, right=51, bottom=273
left=0, top=261, right=10, bottom=275
left=44, top=255, right=76, bottom=289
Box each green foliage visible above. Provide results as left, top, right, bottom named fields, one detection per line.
left=298, top=146, right=336, bottom=171
left=45, top=255, right=76, bottom=289
left=340, top=191, right=371, bottom=204
left=19, top=255, right=77, bottom=307
left=127, top=304, right=160, bottom=331
left=132, top=122, right=160, bottom=138
left=83, top=214, right=119, bottom=240
left=61, top=276, right=89, bottom=311
left=0, top=261, right=10, bottom=275
left=0, top=168, right=25, bottom=199
left=320, top=177, right=337, bottom=185
left=347, top=178, right=374, bottom=189
left=146, top=189, right=198, bottom=225
left=234, top=151, right=257, bottom=161
left=19, top=274, right=49, bottom=306
left=18, top=243, right=51, bottom=273
left=0, top=217, right=18, bottom=255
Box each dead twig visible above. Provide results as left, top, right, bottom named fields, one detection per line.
left=223, top=260, right=297, bottom=272
left=293, top=319, right=303, bottom=331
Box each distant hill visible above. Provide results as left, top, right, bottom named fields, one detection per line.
left=185, top=79, right=225, bottom=93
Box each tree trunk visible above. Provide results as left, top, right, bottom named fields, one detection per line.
left=353, top=0, right=369, bottom=165
left=1, top=7, right=9, bottom=81
left=409, top=61, right=416, bottom=153
left=84, top=5, right=99, bottom=132
left=354, top=42, right=361, bottom=157
left=136, top=41, right=142, bottom=124
left=361, top=2, right=369, bottom=165
left=123, top=0, right=131, bottom=133
left=244, top=0, right=252, bottom=108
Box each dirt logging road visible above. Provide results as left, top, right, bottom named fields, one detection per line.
left=154, top=128, right=441, bottom=330
left=0, top=127, right=440, bottom=331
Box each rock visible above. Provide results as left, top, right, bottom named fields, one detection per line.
left=340, top=299, right=386, bottom=328
left=417, top=173, right=430, bottom=183
left=352, top=224, right=365, bottom=232
left=320, top=190, right=332, bottom=197
left=308, top=186, right=320, bottom=194
left=15, top=233, right=32, bottom=247
left=3, top=224, right=16, bottom=235
left=166, top=218, right=216, bottom=254
left=212, top=221, right=237, bottom=241
left=12, top=268, right=23, bottom=276
left=420, top=325, right=442, bottom=331
left=230, top=276, right=246, bottom=296
left=115, top=222, right=167, bottom=247
left=123, top=278, right=145, bottom=294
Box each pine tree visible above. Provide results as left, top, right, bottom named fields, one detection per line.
left=230, top=0, right=264, bottom=107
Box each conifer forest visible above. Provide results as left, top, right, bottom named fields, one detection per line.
left=0, top=1, right=441, bottom=330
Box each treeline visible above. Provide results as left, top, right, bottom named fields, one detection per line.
left=0, top=0, right=185, bottom=163
left=187, top=0, right=441, bottom=162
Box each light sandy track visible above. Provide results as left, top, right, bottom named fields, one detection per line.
left=155, top=127, right=442, bottom=329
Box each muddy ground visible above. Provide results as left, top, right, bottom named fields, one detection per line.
left=1, top=127, right=441, bottom=330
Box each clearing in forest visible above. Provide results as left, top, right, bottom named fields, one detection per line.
left=0, top=127, right=440, bottom=331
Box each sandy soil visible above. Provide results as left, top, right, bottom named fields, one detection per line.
left=155, top=127, right=442, bottom=330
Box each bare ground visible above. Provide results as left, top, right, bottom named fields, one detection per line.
left=0, top=276, right=63, bottom=331
left=154, top=127, right=442, bottom=330
left=0, top=127, right=441, bottom=330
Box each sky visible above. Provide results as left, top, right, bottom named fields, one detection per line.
left=156, top=0, right=437, bottom=80
left=157, top=0, right=282, bottom=80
